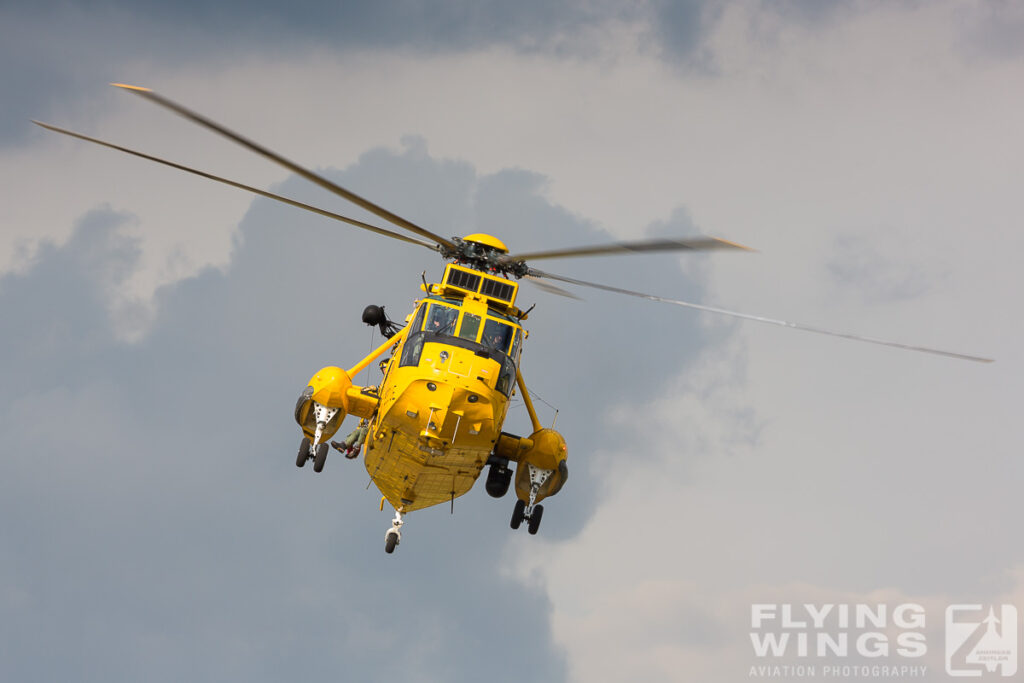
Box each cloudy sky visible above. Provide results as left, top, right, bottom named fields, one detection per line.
left=2, top=2, right=1022, bottom=681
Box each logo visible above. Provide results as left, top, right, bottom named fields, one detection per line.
left=946, top=605, right=1018, bottom=677
left=748, top=603, right=930, bottom=679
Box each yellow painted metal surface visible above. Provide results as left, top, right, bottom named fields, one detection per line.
left=514, top=428, right=568, bottom=504
left=345, top=387, right=380, bottom=420
left=462, top=233, right=508, bottom=253
left=309, top=366, right=352, bottom=410
left=493, top=433, right=534, bottom=462
left=295, top=366, right=352, bottom=443
left=363, top=335, right=513, bottom=511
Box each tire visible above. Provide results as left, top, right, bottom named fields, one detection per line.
left=296, top=437, right=311, bottom=467
left=313, top=442, right=329, bottom=472
left=385, top=531, right=399, bottom=554
left=510, top=499, right=526, bottom=530
left=485, top=464, right=511, bottom=498
left=527, top=504, right=544, bottom=535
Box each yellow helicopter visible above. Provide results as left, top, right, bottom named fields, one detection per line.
left=35, top=85, right=992, bottom=554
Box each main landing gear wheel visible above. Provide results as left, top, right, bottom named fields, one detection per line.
left=510, top=499, right=526, bottom=529
left=385, top=530, right=399, bottom=554
left=511, top=499, right=545, bottom=534
left=312, top=442, right=329, bottom=472
left=296, top=437, right=311, bottom=467
left=527, top=504, right=544, bottom=535
left=511, top=463, right=554, bottom=535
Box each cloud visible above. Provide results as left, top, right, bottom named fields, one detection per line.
left=956, top=1, right=1024, bottom=61
left=649, top=0, right=722, bottom=66
left=21, top=0, right=629, bottom=51
left=0, top=1, right=638, bottom=148
left=826, top=230, right=938, bottom=305
left=0, top=136, right=714, bottom=681
left=6, top=0, right=1022, bottom=149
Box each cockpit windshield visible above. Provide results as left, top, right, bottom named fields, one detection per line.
left=400, top=299, right=521, bottom=396
left=456, top=313, right=479, bottom=340
left=482, top=318, right=514, bottom=354
left=424, top=303, right=458, bottom=335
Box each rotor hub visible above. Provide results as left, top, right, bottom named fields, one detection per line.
left=439, top=235, right=528, bottom=278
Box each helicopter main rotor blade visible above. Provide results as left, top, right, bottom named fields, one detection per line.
left=505, top=236, right=753, bottom=263
left=32, top=121, right=438, bottom=251
left=528, top=268, right=994, bottom=363
left=522, top=274, right=582, bottom=299
left=111, top=83, right=459, bottom=251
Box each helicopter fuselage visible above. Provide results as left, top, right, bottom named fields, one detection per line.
left=365, top=297, right=519, bottom=512
left=295, top=260, right=568, bottom=519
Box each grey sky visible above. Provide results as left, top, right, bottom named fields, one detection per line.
left=13, top=0, right=1003, bottom=149
left=1, top=1, right=639, bottom=148
left=3, top=2, right=1022, bottom=682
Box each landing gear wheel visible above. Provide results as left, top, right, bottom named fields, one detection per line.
left=312, top=442, right=329, bottom=472
left=527, top=504, right=544, bottom=535
left=485, top=463, right=512, bottom=498
left=385, top=530, right=400, bottom=554
left=510, top=499, right=526, bottom=530
left=296, top=437, right=311, bottom=467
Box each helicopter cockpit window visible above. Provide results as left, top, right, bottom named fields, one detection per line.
left=399, top=332, right=424, bottom=367
left=425, top=303, right=458, bottom=336
left=408, top=302, right=427, bottom=334
left=495, top=355, right=516, bottom=397
left=457, top=313, right=482, bottom=341
left=510, top=328, right=522, bottom=360
left=482, top=318, right=514, bottom=354
left=398, top=304, right=428, bottom=367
